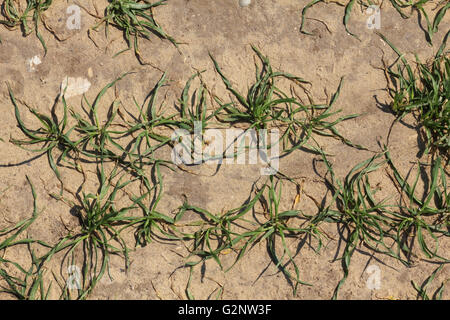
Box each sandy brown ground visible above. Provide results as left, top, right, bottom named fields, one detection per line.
left=0, top=0, right=449, bottom=300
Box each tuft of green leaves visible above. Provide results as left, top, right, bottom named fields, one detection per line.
left=38, top=164, right=138, bottom=300
left=93, top=0, right=177, bottom=63
left=8, top=83, right=79, bottom=195
left=210, top=45, right=366, bottom=155
left=175, top=176, right=327, bottom=296
left=0, top=176, right=53, bottom=300
left=319, top=151, right=405, bottom=299
left=385, top=150, right=449, bottom=263
left=378, top=31, right=450, bottom=161
left=0, top=0, right=53, bottom=54
left=300, top=0, right=449, bottom=44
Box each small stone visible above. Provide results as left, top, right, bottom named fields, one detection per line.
left=239, top=0, right=251, bottom=7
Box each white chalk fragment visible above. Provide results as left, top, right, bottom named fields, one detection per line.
left=27, top=55, right=41, bottom=72
left=61, top=77, right=91, bottom=98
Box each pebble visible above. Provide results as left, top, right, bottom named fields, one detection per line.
left=239, top=0, right=251, bottom=7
